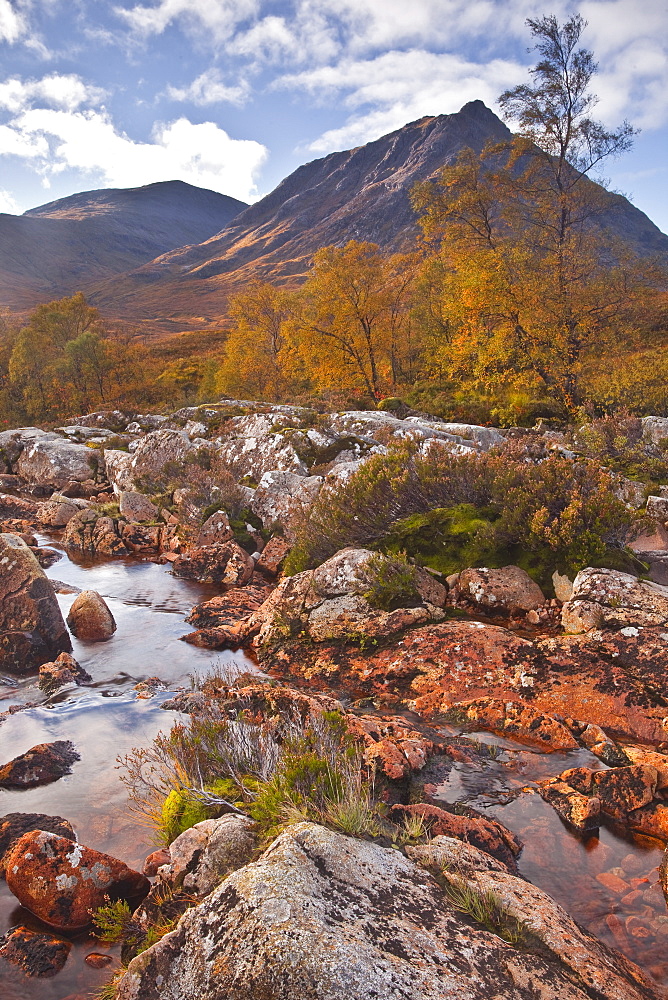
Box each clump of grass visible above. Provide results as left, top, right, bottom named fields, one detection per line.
left=360, top=551, right=421, bottom=611
left=396, top=811, right=428, bottom=844
left=119, top=702, right=387, bottom=846
left=92, top=968, right=126, bottom=1000
left=92, top=899, right=133, bottom=944
left=442, top=875, right=525, bottom=946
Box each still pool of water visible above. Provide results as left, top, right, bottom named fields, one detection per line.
left=430, top=733, right=668, bottom=985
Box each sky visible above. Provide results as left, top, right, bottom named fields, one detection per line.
left=0, top=0, right=666, bottom=231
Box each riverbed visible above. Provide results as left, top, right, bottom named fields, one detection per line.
left=0, top=538, right=666, bottom=997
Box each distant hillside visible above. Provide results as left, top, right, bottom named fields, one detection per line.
left=90, top=100, right=668, bottom=333
left=0, top=180, right=247, bottom=313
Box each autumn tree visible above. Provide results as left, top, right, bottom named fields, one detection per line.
left=412, top=15, right=660, bottom=414
left=288, top=240, right=419, bottom=399
left=216, top=281, right=296, bottom=399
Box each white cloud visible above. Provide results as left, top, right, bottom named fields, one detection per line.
left=115, top=0, right=258, bottom=43
left=278, top=49, right=524, bottom=153
left=0, top=74, right=105, bottom=114
left=0, top=187, right=20, bottom=213
left=166, top=68, right=250, bottom=106
left=0, top=0, right=28, bottom=44
left=2, top=107, right=267, bottom=201
left=0, top=123, right=49, bottom=158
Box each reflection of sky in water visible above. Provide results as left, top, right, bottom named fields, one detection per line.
left=0, top=541, right=261, bottom=999
left=1, top=541, right=259, bottom=707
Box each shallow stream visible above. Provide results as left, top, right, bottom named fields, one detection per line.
left=0, top=539, right=666, bottom=997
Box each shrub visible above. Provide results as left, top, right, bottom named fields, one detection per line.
left=284, top=441, right=637, bottom=587
left=119, top=693, right=385, bottom=846
left=92, top=899, right=133, bottom=943
left=572, top=411, right=668, bottom=486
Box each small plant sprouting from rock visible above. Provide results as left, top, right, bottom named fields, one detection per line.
left=442, top=875, right=525, bottom=946
left=360, top=551, right=421, bottom=611
left=92, top=898, right=133, bottom=943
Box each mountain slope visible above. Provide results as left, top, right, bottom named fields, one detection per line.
left=90, top=102, right=510, bottom=327
left=90, top=100, right=668, bottom=332
left=0, top=181, right=247, bottom=313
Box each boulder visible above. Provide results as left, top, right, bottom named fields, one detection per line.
left=592, top=765, right=657, bottom=821
left=451, top=698, right=578, bottom=751
left=104, top=448, right=135, bottom=494
left=391, top=803, right=520, bottom=870
left=623, top=745, right=668, bottom=789
left=37, top=498, right=81, bottom=527
left=627, top=803, right=668, bottom=841
left=0, top=741, right=80, bottom=789
left=119, top=491, right=159, bottom=523
left=153, top=814, right=255, bottom=898
left=5, top=831, right=149, bottom=930
left=195, top=510, right=234, bottom=547
left=0, top=926, right=71, bottom=977
left=250, top=471, right=323, bottom=540
left=183, top=581, right=273, bottom=648
left=0, top=812, right=75, bottom=875
left=647, top=495, right=668, bottom=521
left=0, top=533, right=72, bottom=673
left=642, top=415, right=668, bottom=445
left=115, top=822, right=661, bottom=1000
left=172, top=541, right=254, bottom=586
left=214, top=426, right=309, bottom=480
left=562, top=568, right=668, bottom=631
left=249, top=549, right=446, bottom=646
left=66, top=590, right=116, bottom=641
left=552, top=570, right=574, bottom=602
left=16, top=435, right=99, bottom=487
left=38, top=652, right=91, bottom=693
left=128, top=428, right=197, bottom=491
left=62, top=508, right=129, bottom=557
left=537, top=779, right=601, bottom=831
left=255, top=535, right=291, bottom=576
left=458, top=565, right=545, bottom=613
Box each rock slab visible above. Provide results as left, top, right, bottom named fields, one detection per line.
left=115, top=822, right=661, bottom=1000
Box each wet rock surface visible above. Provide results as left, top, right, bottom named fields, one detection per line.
left=38, top=652, right=91, bottom=693
left=0, top=533, right=72, bottom=674
left=0, top=813, right=75, bottom=874
left=0, top=926, right=71, bottom=977
left=115, top=822, right=663, bottom=1000
left=0, top=741, right=80, bottom=789
left=5, top=830, right=150, bottom=930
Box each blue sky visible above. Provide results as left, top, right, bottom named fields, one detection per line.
left=0, top=0, right=666, bottom=231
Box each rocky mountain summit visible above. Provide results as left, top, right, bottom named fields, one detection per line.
left=89, top=101, right=668, bottom=330
left=1, top=398, right=668, bottom=996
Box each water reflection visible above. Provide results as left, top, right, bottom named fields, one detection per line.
left=430, top=731, right=668, bottom=985
left=0, top=540, right=258, bottom=999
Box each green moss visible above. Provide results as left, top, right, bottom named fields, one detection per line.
left=160, top=789, right=210, bottom=845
